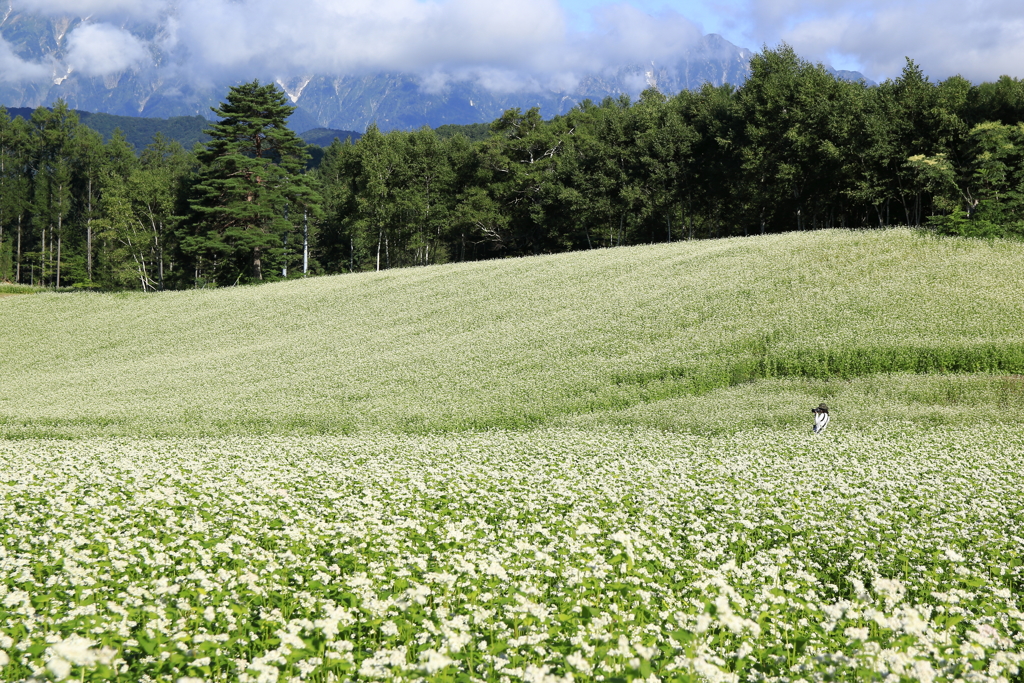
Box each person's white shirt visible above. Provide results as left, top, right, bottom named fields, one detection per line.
left=814, top=411, right=830, bottom=433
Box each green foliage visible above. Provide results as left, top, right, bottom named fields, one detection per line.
left=472, top=106, right=577, bottom=254
left=299, top=47, right=1024, bottom=271
left=915, top=121, right=1024, bottom=237
left=0, top=282, right=43, bottom=294
left=27, top=102, right=78, bottom=289
left=299, top=127, right=362, bottom=147
left=6, top=106, right=213, bottom=153
left=5, top=47, right=1024, bottom=289
left=434, top=121, right=492, bottom=142
left=312, top=125, right=474, bottom=271
left=0, top=108, right=31, bottom=283
left=0, top=102, right=202, bottom=291
left=183, top=80, right=321, bottom=284
left=77, top=111, right=213, bottom=151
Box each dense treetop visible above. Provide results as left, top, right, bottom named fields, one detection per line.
left=2, top=47, right=1023, bottom=290
left=185, top=80, right=320, bottom=283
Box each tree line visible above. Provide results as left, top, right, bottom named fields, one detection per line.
left=2, top=45, right=1024, bottom=290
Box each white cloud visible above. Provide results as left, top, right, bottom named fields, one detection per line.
left=6, top=0, right=1023, bottom=91
left=19, top=0, right=701, bottom=93
left=164, top=0, right=571, bottom=81
left=580, top=4, right=703, bottom=67
left=0, top=36, right=50, bottom=83
left=11, top=0, right=163, bottom=20
left=65, top=23, right=151, bottom=76
left=736, top=0, right=1024, bottom=82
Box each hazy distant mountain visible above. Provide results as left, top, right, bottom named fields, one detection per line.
left=4, top=106, right=212, bottom=150
left=4, top=106, right=368, bottom=160
left=298, top=128, right=363, bottom=147
left=0, top=9, right=871, bottom=133
left=268, top=33, right=762, bottom=132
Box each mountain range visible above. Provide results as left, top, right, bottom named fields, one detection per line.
left=0, top=9, right=871, bottom=133
left=2, top=106, right=363, bottom=155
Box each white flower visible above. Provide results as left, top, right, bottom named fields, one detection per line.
left=943, top=548, right=965, bottom=562
left=848, top=577, right=871, bottom=602
left=897, top=608, right=928, bottom=636
left=484, top=562, right=508, bottom=581
left=418, top=649, right=453, bottom=674
left=50, top=635, right=102, bottom=666
left=566, top=651, right=592, bottom=674
left=2, top=591, right=30, bottom=610
left=47, top=657, right=73, bottom=681
left=968, top=624, right=1005, bottom=648
left=692, top=654, right=739, bottom=683
left=635, top=643, right=657, bottom=660
left=844, top=626, right=870, bottom=641
left=719, top=612, right=746, bottom=635
left=275, top=629, right=306, bottom=650
left=911, top=660, right=937, bottom=683
left=873, top=577, right=906, bottom=608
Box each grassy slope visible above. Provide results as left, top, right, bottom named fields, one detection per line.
left=2, top=229, right=1024, bottom=437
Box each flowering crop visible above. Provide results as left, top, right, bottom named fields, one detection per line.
left=1, top=426, right=1021, bottom=682
left=2, top=229, right=1024, bottom=437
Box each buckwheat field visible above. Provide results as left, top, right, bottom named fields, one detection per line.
left=1, top=230, right=1022, bottom=682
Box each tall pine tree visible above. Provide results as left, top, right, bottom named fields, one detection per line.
left=0, top=108, right=32, bottom=282
left=185, top=81, right=318, bottom=284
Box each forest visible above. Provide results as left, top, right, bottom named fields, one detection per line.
left=2, top=45, right=1024, bottom=290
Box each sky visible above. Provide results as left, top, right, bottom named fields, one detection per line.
left=556, top=0, right=1024, bottom=81
left=2, top=0, right=1023, bottom=91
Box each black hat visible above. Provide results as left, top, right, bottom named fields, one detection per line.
left=817, top=403, right=829, bottom=412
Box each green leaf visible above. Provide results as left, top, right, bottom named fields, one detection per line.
left=136, top=635, right=160, bottom=656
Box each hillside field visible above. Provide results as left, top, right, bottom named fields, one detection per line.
left=1, top=229, right=1022, bottom=682
left=2, top=228, right=1024, bottom=437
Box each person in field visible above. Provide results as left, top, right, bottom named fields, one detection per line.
left=812, top=403, right=830, bottom=433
